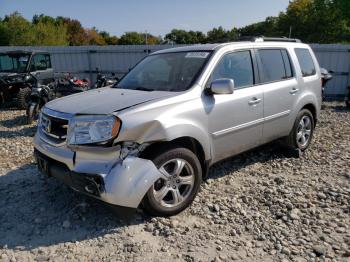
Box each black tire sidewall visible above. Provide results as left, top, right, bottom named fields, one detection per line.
left=291, top=109, right=314, bottom=151
left=143, top=146, right=202, bottom=216
left=17, top=87, right=31, bottom=109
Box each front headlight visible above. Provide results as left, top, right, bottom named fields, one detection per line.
left=67, top=115, right=121, bottom=145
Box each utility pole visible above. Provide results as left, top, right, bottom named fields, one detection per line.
left=145, top=30, right=148, bottom=45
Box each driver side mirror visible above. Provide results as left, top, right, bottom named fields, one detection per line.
left=208, top=78, right=235, bottom=95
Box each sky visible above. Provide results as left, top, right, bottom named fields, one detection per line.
left=0, top=0, right=290, bottom=37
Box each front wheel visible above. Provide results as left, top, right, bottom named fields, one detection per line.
left=17, top=87, right=31, bottom=109
left=285, top=109, right=314, bottom=151
left=142, top=146, right=202, bottom=217
left=26, top=103, right=39, bottom=124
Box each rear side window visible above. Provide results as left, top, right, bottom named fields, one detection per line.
left=295, top=48, right=316, bottom=77
left=30, top=54, right=51, bottom=71
left=258, top=49, right=293, bottom=83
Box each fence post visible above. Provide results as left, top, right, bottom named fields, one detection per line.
left=87, top=50, right=96, bottom=83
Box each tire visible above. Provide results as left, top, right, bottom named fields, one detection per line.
left=142, top=146, right=202, bottom=217
left=26, top=103, right=39, bottom=124
left=17, top=87, right=31, bottom=109
left=285, top=109, right=314, bottom=151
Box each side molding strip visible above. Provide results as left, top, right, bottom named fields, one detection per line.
left=212, top=110, right=291, bottom=137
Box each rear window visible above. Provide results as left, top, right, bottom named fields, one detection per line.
left=258, top=49, right=293, bottom=83
left=295, top=48, right=316, bottom=77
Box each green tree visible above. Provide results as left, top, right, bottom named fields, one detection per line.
left=118, top=32, right=145, bottom=45
left=1, top=12, right=36, bottom=45
left=207, top=26, right=230, bottom=42
left=278, top=0, right=350, bottom=43
left=165, top=29, right=206, bottom=44
left=33, top=21, right=68, bottom=45
left=99, top=31, right=118, bottom=45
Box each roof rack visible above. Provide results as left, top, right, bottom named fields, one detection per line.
left=238, top=36, right=301, bottom=43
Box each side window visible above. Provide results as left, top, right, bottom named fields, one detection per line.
left=295, top=48, right=316, bottom=77
left=31, top=54, right=49, bottom=71
left=210, top=50, right=254, bottom=88
left=258, top=49, right=291, bottom=83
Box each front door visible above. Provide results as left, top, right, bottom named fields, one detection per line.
left=205, top=50, right=264, bottom=162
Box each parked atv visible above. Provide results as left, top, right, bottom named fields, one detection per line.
left=26, top=74, right=87, bottom=124
left=93, top=68, right=119, bottom=88
left=0, top=50, right=54, bottom=109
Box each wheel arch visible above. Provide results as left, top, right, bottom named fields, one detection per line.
left=140, top=136, right=210, bottom=179
left=301, top=103, right=317, bottom=127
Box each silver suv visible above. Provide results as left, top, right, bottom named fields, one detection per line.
left=34, top=38, right=322, bottom=216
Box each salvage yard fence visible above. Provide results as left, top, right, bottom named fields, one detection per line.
left=0, top=44, right=349, bottom=99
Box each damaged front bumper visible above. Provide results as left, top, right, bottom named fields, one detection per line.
left=34, top=133, right=162, bottom=208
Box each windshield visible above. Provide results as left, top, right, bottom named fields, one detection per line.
left=0, top=54, right=30, bottom=73
left=115, top=51, right=212, bottom=92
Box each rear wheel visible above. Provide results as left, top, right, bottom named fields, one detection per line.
left=17, top=87, right=31, bottom=109
left=142, top=146, right=202, bottom=217
left=285, top=109, right=314, bottom=151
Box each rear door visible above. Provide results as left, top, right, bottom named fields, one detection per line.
left=205, top=50, right=264, bottom=162
left=256, top=48, right=298, bottom=142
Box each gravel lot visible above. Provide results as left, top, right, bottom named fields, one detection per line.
left=0, top=102, right=349, bottom=262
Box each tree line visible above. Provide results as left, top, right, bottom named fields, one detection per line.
left=0, top=0, right=349, bottom=46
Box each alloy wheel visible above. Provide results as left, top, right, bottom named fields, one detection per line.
left=296, top=115, right=312, bottom=148
left=152, top=158, right=195, bottom=208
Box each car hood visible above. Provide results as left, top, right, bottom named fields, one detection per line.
left=46, top=87, right=176, bottom=115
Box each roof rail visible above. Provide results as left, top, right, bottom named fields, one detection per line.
left=237, top=36, right=302, bottom=43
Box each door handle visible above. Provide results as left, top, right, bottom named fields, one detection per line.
left=289, top=88, right=299, bottom=94
left=248, top=97, right=262, bottom=105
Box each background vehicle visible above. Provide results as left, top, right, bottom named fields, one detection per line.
left=34, top=38, right=323, bottom=217
left=93, top=68, right=119, bottom=88
left=320, top=68, right=333, bottom=101
left=0, top=50, right=54, bottom=109
left=26, top=74, right=88, bottom=124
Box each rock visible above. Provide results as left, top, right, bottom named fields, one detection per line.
left=170, top=220, right=179, bottom=228
left=317, top=192, right=327, bottom=200
left=216, top=245, right=223, bottom=251
left=274, top=177, right=284, bottom=185
left=281, top=247, right=291, bottom=256
left=145, top=224, right=154, bottom=232
left=313, top=245, right=325, bottom=257
left=289, top=209, right=300, bottom=220
left=213, top=204, right=220, bottom=212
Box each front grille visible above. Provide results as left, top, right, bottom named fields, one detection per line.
left=40, top=110, right=70, bottom=144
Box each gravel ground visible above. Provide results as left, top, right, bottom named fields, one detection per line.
left=0, top=102, right=349, bottom=262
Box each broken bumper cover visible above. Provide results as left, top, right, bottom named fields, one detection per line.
left=33, top=133, right=162, bottom=208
